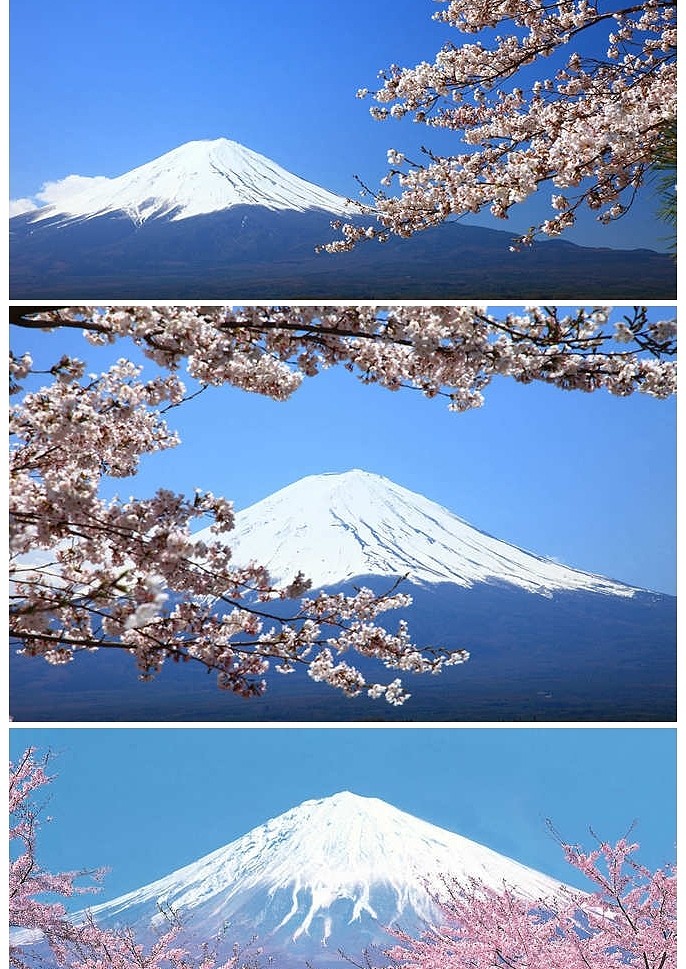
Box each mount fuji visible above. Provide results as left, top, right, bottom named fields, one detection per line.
left=10, top=137, right=675, bottom=298
left=18, top=138, right=353, bottom=226
left=203, top=469, right=637, bottom=598
left=12, top=792, right=574, bottom=968
left=9, top=470, right=675, bottom=722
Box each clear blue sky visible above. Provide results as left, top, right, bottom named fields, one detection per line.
left=8, top=727, right=676, bottom=908
left=10, top=307, right=677, bottom=595
left=10, top=0, right=668, bottom=249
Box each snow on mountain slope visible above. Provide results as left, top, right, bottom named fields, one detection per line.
left=76, top=792, right=571, bottom=950
left=25, top=139, right=352, bottom=225
left=196, top=470, right=637, bottom=597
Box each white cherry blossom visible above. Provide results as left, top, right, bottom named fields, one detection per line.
left=324, top=0, right=676, bottom=249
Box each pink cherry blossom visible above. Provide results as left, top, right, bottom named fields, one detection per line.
left=10, top=750, right=264, bottom=969
left=388, top=835, right=676, bottom=969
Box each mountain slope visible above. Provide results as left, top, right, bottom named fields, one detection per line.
left=66, top=793, right=571, bottom=965
left=195, top=470, right=638, bottom=598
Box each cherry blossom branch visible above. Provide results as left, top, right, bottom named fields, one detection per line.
left=388, top=837, right=675, bottom=969
left=10, top=750, right=108, bottom=969
left=10, top=750, right=267, bottom=969
left=323, top=0, right=676, bottom=248
left=11, top=305, right=677, bottom=400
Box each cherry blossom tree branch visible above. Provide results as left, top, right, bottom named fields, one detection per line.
left=323, top=0, right=676, bottom=249
left=388, top=837, right=675, bottom=969
left=9, top=750, right=267, bottom=969
left=10, top=749, right=107, bottom=969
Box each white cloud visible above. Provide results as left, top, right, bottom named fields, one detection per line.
left=35, top=174, right=112, bottom=206
left=9, top=198, right=39, bottom=217
left=10, top=174, right=114, bottom=219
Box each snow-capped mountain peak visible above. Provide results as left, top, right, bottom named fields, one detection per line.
left=71, top=792, right=572, bottom=962
left=197, top=469, right=636, bottom=597
left=26, top=138, right=353, bottom=225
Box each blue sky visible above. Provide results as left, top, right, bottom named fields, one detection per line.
left=10, top=0, right=669, bottom=249
left=8, top=727, right=676, bottom=908
left=10, top=306, right=677, bottom=595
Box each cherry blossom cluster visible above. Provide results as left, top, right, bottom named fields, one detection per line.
left=60, top=921, right=265, bottom=969
left=15, top=304, right=677, bottom=403
left=388, top=836, right=676, bottom=969
left=10, top=749, right=104, bottom=969
left=326, top=0, right=676, bottom=248
left=10, top=750, right=264, bottom=969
